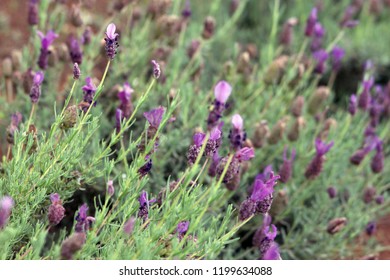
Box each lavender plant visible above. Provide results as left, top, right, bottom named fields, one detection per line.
left=0, top=0, right=389, bottom=261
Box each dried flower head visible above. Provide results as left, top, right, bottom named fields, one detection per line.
left=327, top=217, right=347, bottom=234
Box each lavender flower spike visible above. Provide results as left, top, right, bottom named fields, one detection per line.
left=358, top=78, right=374, bottom=110
left=118, top=82, right=134, bottom=119
left=107, top=180, right=115, bottom=196
left=229, top=114, right=246, bottom=150
left=0, top=196, right=14, bottom=230
left=151, top=60, right=161, bottom=79
left=48, top=193, right=65, bottom=226
left=144, top=106, right=166, bottom=129
left=207, top=80, right=232, bottom=130
left=305, top=7, right=318, bottom=37
left=28, top=0, right=39, bottom=26
left=69, top=36, right=83, bottom=65
left=104, top=23, right=119, bottom=60
left=37, top=30, right=59, bottom=70
left=138, top=191, right=154, bottom=223
left=75, top=204, right=95, bottom=233
left=187, top=132, right=206, bottom=165
left=239, top=172, right=280, bottom=220
left=205, top=127, right=222, bottom=156
left=80, top=77, right=97, bottom=111
left=331, top=46, right=345, bottom=72
left=304, top=139, right=334, bottom=179
left=279, top=147, right=296, bottom=183
left=30, top=71, right=44, bottom=103
left=123, top=217, right=136, bottom=235
left=371, top=140, right=384, bottom=173
left=349, top=94, right=357, bottom=116
left=177, top=220, right=190, bottom=240
left=73, top=63, right=81, bottom=80
left=313, top=49, right=328, bottom=74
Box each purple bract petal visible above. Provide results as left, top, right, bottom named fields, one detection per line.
left=315, top=138, right=334, bottom=157
left=210, top=127, right=221, bottom=140
left=193, top=132, right=206, bottom=146
left=232, top=114, right=243, bottom=130
left=106, top=23, right=118, bottom=40
left=235, top=147, right=255, bottom=161
left=33, top=71, right=44, bottom=85
left=144, top=106, right=166, bottom=128
left=214, top=80, right=232, bottom=103
left=82, top=77, right=97, bottom=93
left=50, top=193, right=61, bottom=203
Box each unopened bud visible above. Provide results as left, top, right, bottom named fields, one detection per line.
left=291, top=96, right=305, bottom=117
left=308, top=86, right=330, bottom=115
left=202, top=16, right=216, bottom=39
left=2, top=58, right=13, bottom=78
left=287, top=116, right=305, bottom=142
left=61, top=106, right=78, bottom=130
left=252, top=120, right=269, bottom=148
left=69, top=4, right=83, bottom=27
left=327, top=217, right=347, bottom=234
left=264, top=55, right=289, bottom=85
left=268, top=118, right=287, bottom=145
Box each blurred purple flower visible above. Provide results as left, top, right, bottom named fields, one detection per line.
left=279, top=147, right=296, bottom=183
left=229, top=114, right=246, bottom=150
left=358, top=78, right=374, bottom=110
left=37, top=30, right=59, bottom=69
left=48, top=193, right=65, bottom=226
left=207, top=80, right=232, bottom=130
left=123, top=217, right=136, bottom=235
left=68, top=35, right=83, bottom=65
left=305, top=7, right=318, bottom=37
left=107, top=180, right=115, bottom=196
left=0, top=196, right=14, bottom=230
left=304, top=139, right=334, bottom=179
left=28, top=0, right=39, bottom=26
left=331, top=46, right=345, bottom=72
left=29, top=71, right=44, bottom=103
left=118, top=82, right=134, bottom=119
left=349, top=94, right=357, bottom=116
left=75, top=204, right=95, bottom=233
left=151, top=60, right=161, bottom=79
left=313, top=49, right=328, bottom=74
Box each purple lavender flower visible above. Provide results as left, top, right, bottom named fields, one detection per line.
left=239, top=172, right=280, bottom=220
left=349, top=94, right=357, bottom=116
left=29, top=71, right=44, bottom=103
left=107, top=180, right=115, bottom=196
left=331, top=46, right=345, bottom=72
left=6, top=112, right=23, bottom=144
left=257, top=224, right=279, bottom=259
left=144, top=106, right=165, bottom=130
left=340, top=6, right=359, bottom=28
left=115, top=108, right=123, bottom=133
left=312, top=49, right=328, bottom=74
left=60, top=232, right=86, bottom=260
left=37, top=30, right=59, bottom=70
left=73, top=63, right=81, bottom=80
left=118, top=82, right=134, bottom=119
left=369, top=98, right=383, bottom=127
left=366, top=221, right=376, bottom=236
left=371, top=140, right=384, bottom=173
left=75, top=204, right=95, bottom=233
left=48, top=193, right=65, bottom=226
left=310, top=23, right=325, bottom=52
left=151, top=60, right=161, bottom=79
left=279, top=147, right=296, bottom=183
left=304, top=139, right=334, bottom=179
left=82, top=26, right=92, bottom=45
left=262, top=243, right=281, bottom=260
left=177, top=220, right=190, bottom=240
left=253, top=213, right=272, bottom=247
left=68, top=36, right=83, bottom=65
left=123, top=217, right=136, bottom=235
left=358, top=78, right=374, bottom=110
left=327, top=186, right=337, bottom=199
left=208, top=149, right=220, bottom=177
left=207, top=80, right=232, bottom=130
left=104, top=23, right=119, bottom=60
left=187, top=132, right=206, bottom=165
left=138, top=158, right=153, bottom=177
left=0, top=196, right=14, bottom=230
left=216, top=147, right=254, bottom=184
left=181, top=0, right=191, bottom=18
left=305, top=8, right=318, bottom=37
left=375, top=195, right=384, bottom=205
left=206, top=127, right=222, bottom=156
left=138, top=191, right=154, bottom=223
left=28, top=0, right=39, bottom=26
left=228, top=114, right=246, bottom=150
left=81, top=77, right=97, bottom=111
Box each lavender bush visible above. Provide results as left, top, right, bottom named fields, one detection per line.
left=0, top=0, right=389, bottom=260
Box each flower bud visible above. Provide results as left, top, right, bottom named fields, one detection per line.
left=60, top=232, right=86, bottom=260
left=327, top=217, right=347, bottom=234
left=61, top=106, right=77, bottom=130
left=291, top=96, right=305, bottom=117
left=363, top=186, right=376, bottom=204
left=308, top=86, right=330, bottom=115
left=252, top=120, right=269, bottom=148
left=2, top=57, right=13, bottom=78
left=264, top=55, right=289, bottom=85
left=268, top=118, right=287, bottom=145
left=202, top=16, right=216, bottom=39
left=287, top=116, right=305, bottom=142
